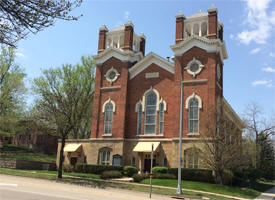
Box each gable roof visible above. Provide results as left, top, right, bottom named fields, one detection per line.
left=170, top=35, right=228, bottom=64
left=93, top=47, right=143, bottom=64
left=129, top=52, right=174, bottom=79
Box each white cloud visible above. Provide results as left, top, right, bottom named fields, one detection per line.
left=269, top=52, right=275, bottom=57
left=237, top=0, right=275, bottom=45
left=262, top=67, right=275, bottom=73
left=229, top=34, right=234, bottom=40
left=250, top=48, right=261, bottom=54
left=124, top=11, right=130, bottom=20
left=252, top=79, right=273, bottom=87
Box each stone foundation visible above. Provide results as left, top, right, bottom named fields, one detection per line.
left=57, top=138, right=206, bottom=171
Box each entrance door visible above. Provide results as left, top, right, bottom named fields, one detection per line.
left=70, top=157, right=77, bottom=166
left=143, top=159, right=156, bottom=173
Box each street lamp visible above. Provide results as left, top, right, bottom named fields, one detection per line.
left=176, top=70, right=183, bottom=194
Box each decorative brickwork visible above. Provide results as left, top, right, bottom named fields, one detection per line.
left=57, top=7, right=243, bottom=172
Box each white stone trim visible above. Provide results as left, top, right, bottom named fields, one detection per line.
left=145, top=72, right=159, bottom=79
left=104, top=67, right=120, bottom=84
left=159, top=98, right=167, bottom=111
left=223, top=98, right=244, bottom=130
left=129, top=52, right=174, bottom=79
left=185, top=93, right=202, bottom=135
left=142, top=86, right=160, bottom=112
left=135, top=100, right=143, bottom=112
left=102, top=98, right=116, bottom=113
left=93, top=47, right=143, bottom=64
left=185, top=93, right=202, bottom=109
left=184, top=58, right=204, bottom=77
left=170, top=35, right=228, bottom=64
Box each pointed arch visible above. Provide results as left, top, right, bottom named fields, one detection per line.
left=142, top=86, right=160, bottom=111
left=185, top=93, right=202, bottom=109
left=102, top=98, right=116, bottom=113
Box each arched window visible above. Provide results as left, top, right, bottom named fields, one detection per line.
left=112, top=154, right=122, bottom=166
left=163, top=157, right=168, bottom=167
left=184, top=148, right=199, bottom=169
left=159, top=102, right=164, bottom=134
left=104, top=103, right=113, bottom=134
left=144, top=91, right=157, bottom=134
left=101, top=149, right=110, bottom=165
left=188, top=98, right=199, bottom=133
left=137, top=103, right=142, bottom=135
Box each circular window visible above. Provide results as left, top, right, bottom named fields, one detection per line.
left=105, top=67, right=120, bottom=84
left=108, top=71, right=116, bottom=80
left=190, top=63, right=199, bottom=72
left=184, top=58, right=204, bottom=78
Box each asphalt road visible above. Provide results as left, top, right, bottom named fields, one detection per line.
left=0, top=174, right=172, bottom=200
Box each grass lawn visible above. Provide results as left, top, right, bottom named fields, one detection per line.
left=0, top=144, right=56, bottom=163
left=0, top=168, right=100, bottom=179
left=1, top=153, right=56, bottom=163
left=141, top=178, right=273, bottom=199
left=0, top=168, right=234, bottom=199
left=0, top=144, right=29, bottom=152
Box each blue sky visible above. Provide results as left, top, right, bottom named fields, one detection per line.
left=15, top=0, right=275, bottom=117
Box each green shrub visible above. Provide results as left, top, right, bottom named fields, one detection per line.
left=73, top=164, right=123, bottom=174
left=153, top=173, right=176, bottom=179
left=167, top=168, right=214, bottom=183
left=222, top=170, right=233, bottom=186
left=75, top=163, right=84, bottom=172
left=233, top=167, right=262, bottom=185
left=100, top=170, right=122, bottom=179
left=132, top=173, right=148, bottom=183
left=123, top=166, right=138, bottom=177
left=152, top=167, right=168, bottom=174
left=63, top=164, right=74, bottom=172
left=247, top=168, right=262, bottom=182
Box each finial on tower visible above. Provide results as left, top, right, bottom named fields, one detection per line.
left=139, top=32, right=146, bottom=39
left=99, top=25, right=108, bottom=31
left=208, top=4, right=218, bottom=13
left=124, top=20, right=134, bottom=28
left=176, top=11, right=185, bottom=18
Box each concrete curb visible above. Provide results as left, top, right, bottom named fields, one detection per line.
left=254, top=186, right=275, bottom=200
left=63, top=174, right=249, bottom=200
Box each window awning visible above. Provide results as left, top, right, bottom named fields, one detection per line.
left=133, top=142, right=160, bottom=152
left=64, top=144, right=82, bottom=152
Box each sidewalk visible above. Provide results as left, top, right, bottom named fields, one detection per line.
left=254, top=187, right=275, bottom=200
left=63, top=175, right=249, bottom=199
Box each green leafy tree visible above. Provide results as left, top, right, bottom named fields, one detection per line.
left=0, top=0, right=82, bottom=47
left=0, top=46, right=26, bottom=138
left=32, top=56, right=95, bottom=178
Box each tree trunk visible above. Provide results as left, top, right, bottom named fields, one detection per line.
left=58, top=137, right=66, bottom=178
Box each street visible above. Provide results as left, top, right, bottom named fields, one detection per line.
left=0, top=174, right=172, bottom=200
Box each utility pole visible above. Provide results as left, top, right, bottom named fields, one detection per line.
left=177, top=71, right=183, bottom=194
left=149, top=143, right=154, bottom=198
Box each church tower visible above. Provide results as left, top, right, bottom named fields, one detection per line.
left=171, top=5, right=228, bottom=137
left=91, top=22, right=145, bottom=138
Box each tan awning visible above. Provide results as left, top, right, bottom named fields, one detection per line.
left=133, top=142, right=160, bottom=152
left=64, top=144, right=82, bottom=152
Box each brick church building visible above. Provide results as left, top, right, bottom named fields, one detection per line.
left=57, top=6, right=243, bottom=172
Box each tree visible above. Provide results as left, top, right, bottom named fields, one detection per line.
left=0, top=46, right=26, bottom=138
left=243, top=102, right=275, bottom=176
left=0, top=0, right=82, bottom=47
left=32, top=56, right=95, bottom=178
left=199, top=106, right=243, bottom=185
